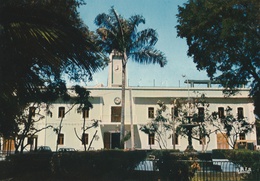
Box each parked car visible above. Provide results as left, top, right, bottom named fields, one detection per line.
left=37, top=146, right=52, bottom=152
left=58, top=148, right=76, bottom=152
left=212, top=159, right=252, bottom=174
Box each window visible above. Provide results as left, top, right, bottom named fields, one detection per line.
left=200, top=135, right=206, bottom=145
left=198, top=107, right=204, bottom=117
left=27, top=137, right=33, bottom=145
left=82, top=133, right=88, bottom=145
left=111, top=107, right=121, bottom=122
left=3, top=138, right=15, bottom=151
left=257, top=123, right=260, bottom=145
left=237, top=133, right=246, bottom=149
left=29, top=107, right=36, bottom=117
left=58, top=107, right=65, bottom=118
left=148, top=133, right=155, bottom=145
left=239, top=133, right=246, bottom=140
left=82, top=108, right=89, bottom=119
left=218, top=107, right=225, bottom=118
left=237, top=107, right=244, bottom=119
left=28, top=136, right=38, bottom=151
left=58, top=133, right=64, bottom=145
left=171, top=107, right=178, bottom=118
left=172, top=133, right=179, bottom=145
left=148, top=107, right=154, bottom=118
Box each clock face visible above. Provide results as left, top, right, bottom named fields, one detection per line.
left=114, top=64, right=121, bottom=72
left=114, top=97, right=121, bottom=104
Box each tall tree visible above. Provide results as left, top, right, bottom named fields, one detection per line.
left=210, top=106, right=254, bottom=149
left=95, top=7, right=167, bottom=148
left=176, top=0, right=260, bottom=118
left=140, top=101, right=172, bottom=149
left=0, top=0, right=105, bottom=136
left=53, top=85, right=93, bottom=151
left=13, top=103, right=53, bottom=154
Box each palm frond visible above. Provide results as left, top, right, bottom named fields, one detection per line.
left=130, top=47, right=167, bottom=67
left=132, top=29, right=159, bottom=49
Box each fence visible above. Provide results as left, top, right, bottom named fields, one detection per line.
left=134, top=159, right=260, bottom=181
left=192, top=160, right=259, bottom=181
left=1, top=152, right=259, bottom=181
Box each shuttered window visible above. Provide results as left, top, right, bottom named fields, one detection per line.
left=58, top=107, right=65, bottom=118
left=148, top=107, right=154, bottom=118
left=111, top=107, right=121, bottom=122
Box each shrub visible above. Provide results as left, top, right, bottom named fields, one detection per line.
left=6, top=152, right=53, bottom=180
left=212, top=149, right=230, bottom=159
left=224, top=150, right=260, bottom=178
left=0, top=160, right=13, bottom=179
left=51, top=150, right=147, bottom=180
left=212, top=149, right=260, bottom=180
left=153, top=150, right=199, bottom=181
left=197, top=152, right=212, bottom=161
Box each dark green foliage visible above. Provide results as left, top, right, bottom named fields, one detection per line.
left=224, top=149, right=260, bottom=162
left=155, top=150, right=198, bottom=181
left=210, top=106, right=254, bottom=149
left=213, top=149, right=260, bottom=179
left=197, top=152, right=212, bottom=161
left=212, top=149, right=260, bottom=161
left=95, top=8, right=167, bottom=66
left=2, top=149, right=260, bottom=180
left=4, top=152, right=54, bottom=180
left=0, top=0, right=105, bottom=137
left=140, top=101, right=171, bottom=149
left=51, top=150, right=147, bottom=180
left=212, top=149, right=230, bottom=159
left=176, top=0, right=260, bottom=117
left=1, top=150, right=147, bottom=180
left=0, top=160, right=13, bottom=180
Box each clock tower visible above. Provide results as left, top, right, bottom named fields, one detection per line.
left=108, top=51, right=127, bottom=87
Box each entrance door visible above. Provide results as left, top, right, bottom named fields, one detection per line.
left=217, top=133, right=229, bottom=149
left=104, top=132, right=111, bottom=149
left=111, top=133, right=120, bottom=149
left=3, top=138, right=15, bottom=152
left=103, top=132, right=120, bottom=149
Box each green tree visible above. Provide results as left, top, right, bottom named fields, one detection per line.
left=210, top=106, right=255, bottom=149
left=140, top=94, right=212, bottom=151
left=73, top=85, right=100, bottom=151
left=13, top=104, right=53, bottom=154
left=95, top=7, right=167, bottom=148
left=53, top=85, right=94, bottom=151
left=174, top=94, right=212, bottom=152
left=74, top=119, right=99, bottom=151
left=140, top=101, right=172, bottom=149
left=0, top=0, right=105, bottom=137
left=176, top=0, right=260, bottom=117
left=175, top=94, right=255, bottom=150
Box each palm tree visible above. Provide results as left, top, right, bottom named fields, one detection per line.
left=95, top=7, right=167, bottom=149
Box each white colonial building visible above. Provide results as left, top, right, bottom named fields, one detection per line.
left=1, top=53, right=259, bottom=153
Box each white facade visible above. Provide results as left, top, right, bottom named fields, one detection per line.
left=31, top=52, right=257, bottom=152
left=4, top=53, right=257, bottom=152
left=33, top=85, right=256, bottom=152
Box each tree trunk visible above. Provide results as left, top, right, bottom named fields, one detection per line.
left=120, top=62, right=126, bottom=149
left=120, top=51, right=127, bottom=149
left=83, top=117, right=86, bottom=151
left=88, top=130, right=98, bottom=151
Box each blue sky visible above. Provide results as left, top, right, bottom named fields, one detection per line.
left=79, top=0, right=208, bottom=87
